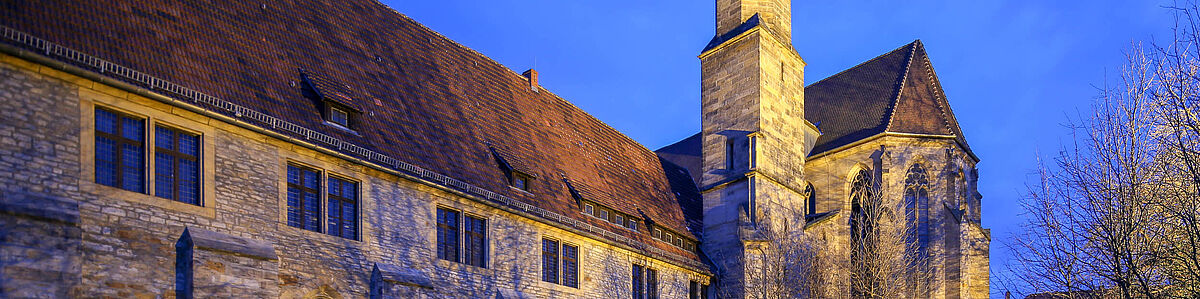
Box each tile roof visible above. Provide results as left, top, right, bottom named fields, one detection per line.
left=0, top=0, right=700, bottom=259
left=805, top=40, right=972, bottom=156
left=657, top=41, right=974, bottom=180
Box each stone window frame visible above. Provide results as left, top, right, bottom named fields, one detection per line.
left=275, top=152, right=372, bottom=245
left=94, top=106, right=146, bottom=193
left=80, top=91, right=216, bottom=218
left=540, top=237, right=579, bottom=289
left=435, top=206, right=490, bottom=268
left=632, top=263, right=659, bottom=299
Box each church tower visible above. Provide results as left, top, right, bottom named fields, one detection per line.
left=699, top=0, right=816, bottom=297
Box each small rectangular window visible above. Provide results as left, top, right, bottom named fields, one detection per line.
left=725, top=138, right=735, bottom=170
left=599, top=209, right=609, bottom=220
left=542, top=239, right=559, bottom=284
left=653, top=228, right=661, bottom=239
left=329, top=106, right=350, bottom=127
left=327, top=176, right=358, bottom=240
left=629, top=220, right=638, bottom=231
left=286, top=164, right=322, bottom=232
left=95, top=107, right=145, bottom=193
left=464, top=215, right=487, bottom=268
left=615, top=215, right=624, bottom=225
left=154, top=126, right=201, bottom=205
left=511, top=172, right=532, bottom=191
left=584, top=204, right=594, bottom=215
left=437, top=208, right=461, bottom=263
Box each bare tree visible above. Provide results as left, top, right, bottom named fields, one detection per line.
left=848, top=182, right=933, bottom=299
left=1009, top=2, right=1200, bottom=298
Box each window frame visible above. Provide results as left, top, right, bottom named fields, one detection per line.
left=436, top=207, right=488, bottom=268
left=463, top=214, right=488, bottom=268
left=541, top=238, right=579, bottom=288
left=286, top=163, right=324, bottom=232
left=94, top=106, right=146, bottom=193
left=511, top=171, right=533, bottom=191
left=437, top=207, right=462, bottom=263
left=153, top=125, right=202, bottom=205
left=326, top=174, right=359, bottom=240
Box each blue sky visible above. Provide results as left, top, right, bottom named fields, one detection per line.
left=387, top=0, right=1176, bottom=296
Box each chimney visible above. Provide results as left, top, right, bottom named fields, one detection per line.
left=522, top=69, right=538, bottom=92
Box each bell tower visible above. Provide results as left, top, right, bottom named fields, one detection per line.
left=699, top=0, right=815, bottom=297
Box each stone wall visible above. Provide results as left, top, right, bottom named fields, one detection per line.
left=803, top=135, right=990, bottom=299
left=0, top=52, right=709, bottom=298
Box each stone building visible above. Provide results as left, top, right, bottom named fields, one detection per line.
left=0, top=0, right=987, bottom=298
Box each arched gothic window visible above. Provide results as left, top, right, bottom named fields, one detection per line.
left=804, top=183, right=816, bottom=215
left=904, top=164, right=931, bottom=255
left=849, top=169, right=874, bottom=297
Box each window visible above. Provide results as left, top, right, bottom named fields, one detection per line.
left=562, top=244, right=578, bottom=288
left=154, top=126, right=201, bottom=205
left=804, top=183, right=817, bottom=215
left=95, top=107, right=145, bottom=193
left=628, top=221, right=638, bottom=231
left=327, top=176, right=358, bottom=240
left=653, top=228, right=662, bottom=239
left=328, top=106, right=350, bottom=128
left=633, top=264, right=657, bottom=299
left=436, top=209, right=487, bottom=267
left=599, top=209, right=609, bottom=220
left=689, top=281, right=699, bottom=299
left=437, top=208, right=461, bottom=263
left=287, top=164, right=322, bottom=232
left=511, top=172, right=532, bottom=191
left=584, top=204, right=594, bottom=215
left=541, top=238, right=578, bottom=288
left=850, top=169, right=875, bottom=297
left=615, top=215, right=624, bottom=225
left=464, top=215, right=487, bottom=267
left=633, top=264, right=644, bottom=298
left=725, top=138, right=735, bottom=170
left=647, top=268, right=658, bottom=299
left=542, top=239, right=559, bottom=283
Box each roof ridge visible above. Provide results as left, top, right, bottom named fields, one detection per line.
left=805, top=40, right=921, bottom=88
left=916, top=42, right=969, bottom=142
left=883, top=40, right=920, bottom=132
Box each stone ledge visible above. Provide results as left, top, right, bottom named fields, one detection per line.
left=179, top=227, right=277, bottom=260
left=496, top=289, right=531, bottom=299
left=371, top=263, right=433, bottom=289
left=0, top=192, right=80, bottom=225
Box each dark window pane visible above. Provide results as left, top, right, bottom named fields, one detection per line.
left=156, top=127, right=173, bottom=149
left=95, top=108, right=145, bottom=193
left=437, top=208, right=461, bottom=263
left=647, top=268, right=658, bottom=299
left=542, top=239, right=559, bottom=283
left=179, top=133, right=199, bottom=156
left=465, top=216, right=487, bottom=268
left=286, top=164, right=322, bottom=233
left=326, top=177, right=357, bottom=240
left=95, top=109, right=117, bottom=134
left=121, top=116, right=143, bottom=141
left=633, top=264, right=644, bottom=299
left=563, top=244, right=578, bottom=288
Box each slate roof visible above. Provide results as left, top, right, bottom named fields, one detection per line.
left=657, top=41, right=973, bottom=177
left=0, top=0, right=700, bottom=259
left=805, top=40, right=971, bottom=156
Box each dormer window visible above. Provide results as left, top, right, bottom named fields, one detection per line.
left=328, top=106, right=350, bottom=128
left=511, top=171, right=532, bottom=191
left=300, top=71, right=363, bottom=131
